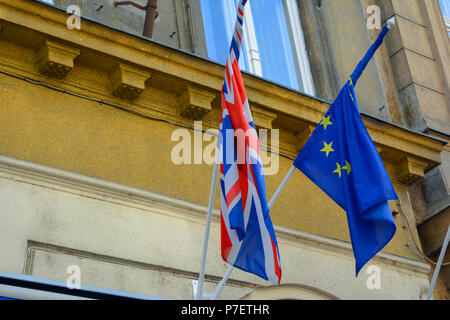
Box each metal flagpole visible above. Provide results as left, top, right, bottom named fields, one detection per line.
left=204, top=18, right=397, bottom=299
left=426, top=225, right=450, bottom=300
left=209, top=165, right=297, bottom=300
left=205, top=17, right=398, bottom=301
left=198, top=17, right=398, bottom=301
left=268, top=166, right=297, bottom=209
left=194, top=160, right=219, bottom=300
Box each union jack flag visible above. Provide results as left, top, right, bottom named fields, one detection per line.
left=218, top=0, right=281, bottom=285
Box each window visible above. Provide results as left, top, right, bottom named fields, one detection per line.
left=440, top=0, right=450, bottom=34
left=39, top=0, right=315, bottom=95
left=200, top=0, right=315, bottom=95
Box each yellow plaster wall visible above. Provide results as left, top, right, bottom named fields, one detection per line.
left=0, top=72, right=419, bottom=260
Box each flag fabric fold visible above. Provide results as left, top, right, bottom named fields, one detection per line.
left=293, top=26, right=398, bottom=275
left=218, top=0, right=281, bottom=285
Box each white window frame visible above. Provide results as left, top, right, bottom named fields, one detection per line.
left=242, top=2, right=262, bottom=77
left=283, top=0, right=315, bottom=96
left=241, top=0, right=315, bottom=96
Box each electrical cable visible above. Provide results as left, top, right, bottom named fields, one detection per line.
left=401, top=191, right=449, bottom=266
left=0, top=69, right=296, bottom=161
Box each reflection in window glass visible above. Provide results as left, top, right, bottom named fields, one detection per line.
left=200, top=0, right=251, bottom=73
left=39, top=0, right=315, bottom=94
left=200, top=0, right=315, bottom=95
left=250, top=0, right=300, bottom=91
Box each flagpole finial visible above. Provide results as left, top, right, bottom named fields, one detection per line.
left=386, top=17, right=396, bottom=29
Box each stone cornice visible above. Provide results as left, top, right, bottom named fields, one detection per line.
left=0, top=0, right=446, bottom=184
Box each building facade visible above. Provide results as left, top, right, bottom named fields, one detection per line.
left=0, top=0, right=448, bottom=299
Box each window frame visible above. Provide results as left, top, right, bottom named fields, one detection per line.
left=198, top=0, right=315, bottom=96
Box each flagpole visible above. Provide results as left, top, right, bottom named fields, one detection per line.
left=209, top=165, right=297, bottom=300
left=268, top=166, right=297, bottom=209
left=204, top=17, right=397, bottom=301
left=426, top=225, right=450, bottom=300
left=210, top=264, right=234, bottom=300
left=195, top=160, right=219, bottom=300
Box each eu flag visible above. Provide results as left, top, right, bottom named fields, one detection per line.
left=294, top=25, right=398, bottom=275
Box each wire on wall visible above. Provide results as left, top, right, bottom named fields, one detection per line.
left=0, top=69, right=295, bottom=161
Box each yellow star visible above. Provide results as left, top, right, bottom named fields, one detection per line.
left=320, top=115, right=333, bottom=131
left=320, top=141, right=335, bottom=158
left=333, top=163, right=342, bottom=178
left=342, top=161, right=352, bottom=175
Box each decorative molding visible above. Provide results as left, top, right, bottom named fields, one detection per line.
left=177, top=85, right=215, bottom=120
left=240, top=284, right=339, bottom=300
left=396, top=156, right=429, bottom=185
left=251, top=106, right=277, bottom=130
left=0, top=0, right=445, bottom=180
left=295, top=124, right=316, bottom=152
left=110, top=63, right=151, bottom=100
left=36, top=40, right=80, bottom=79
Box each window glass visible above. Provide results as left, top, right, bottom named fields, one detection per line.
left=250, top=0, right=300, bottom=91
left=199, top=0, right=250, bottom=72
left=440, top=0, right=450, bottom=35
left=39, top=0, right=315, bottom=94
left=200, top=0, right=314, bottom=94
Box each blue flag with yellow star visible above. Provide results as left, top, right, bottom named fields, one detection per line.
left=294, top=26, right=398, bottom=276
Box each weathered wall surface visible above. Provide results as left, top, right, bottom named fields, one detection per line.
left=0, top=0, right=447, bottom=299
left=0, top=71, right=427, bottom=260
left=0, top=157, right=431, bottom=299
